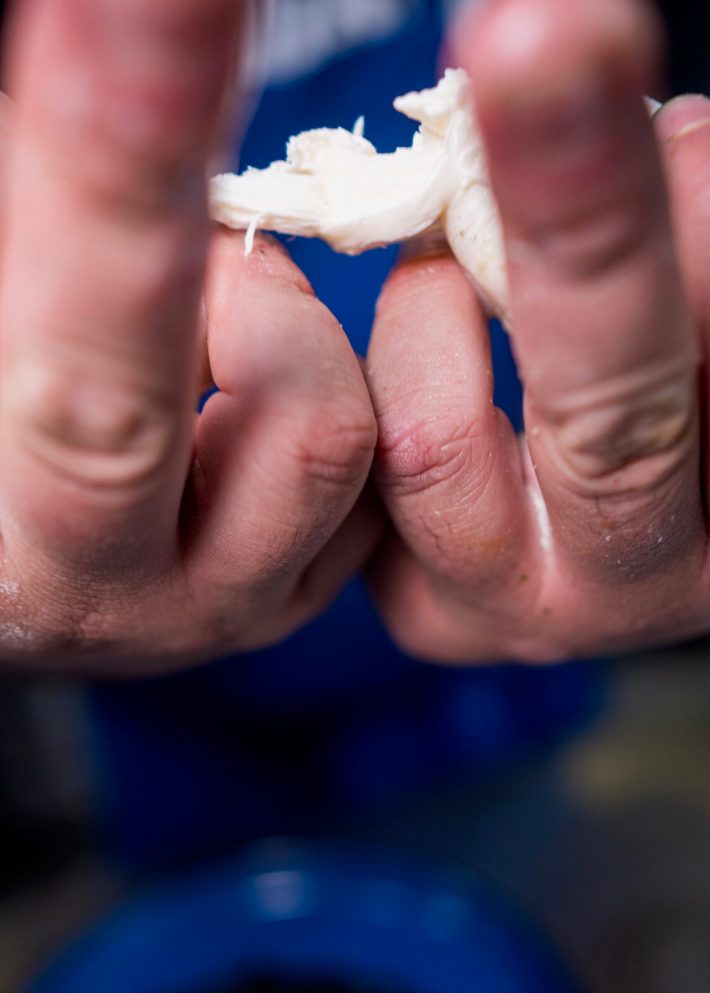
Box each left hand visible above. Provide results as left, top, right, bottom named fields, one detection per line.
left=365, top=0, right=710, bottom=662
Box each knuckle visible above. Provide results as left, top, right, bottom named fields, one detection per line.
left=376, top=410, right=491, bottom=497
left=12, top=368, right=179, bottom=493
left=290, top=403, right=377, bottom=490
left=539, top=361, right=697, bottom=498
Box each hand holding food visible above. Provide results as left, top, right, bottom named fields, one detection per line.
left=210, top=68, right=511, bottom=322
left=210, top=68, right=660, bottom=330
left=364, top=0, right=710, bottom=662
left=0, top=0, right=380, bottom=672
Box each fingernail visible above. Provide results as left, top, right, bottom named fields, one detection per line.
left=398, top=229, right=451, bottom=262
left=673, top=118, right=710, bottom=140
left=655, top=94, right=710, bottom=143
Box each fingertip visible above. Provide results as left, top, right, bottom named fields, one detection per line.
left=207, top=227, right=309, bottom=305
left=456, top=0, right=663, bottom=119
left=375, top=250, right=471, bottom=327
left=654, top=93, right=710, bottom=143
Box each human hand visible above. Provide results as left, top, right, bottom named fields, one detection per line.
left=0, top=0, right=379, bottom=673
left=366, top=0, right=710, bottom=662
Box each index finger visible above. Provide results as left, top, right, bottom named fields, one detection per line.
left=0, top=0, right=247, bottom=571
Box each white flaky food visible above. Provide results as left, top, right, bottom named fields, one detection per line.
left=210, top=69, right=510, bottom=323
left=210, top=71, right=663, bottom=329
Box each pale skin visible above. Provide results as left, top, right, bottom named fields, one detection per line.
left=0, top=0, right=708, bottom=673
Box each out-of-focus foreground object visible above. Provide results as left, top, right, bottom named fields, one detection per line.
left=26, top=841, right=580, bottom=993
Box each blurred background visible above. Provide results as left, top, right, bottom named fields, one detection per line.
left=1, top=1, right=710, bottom=992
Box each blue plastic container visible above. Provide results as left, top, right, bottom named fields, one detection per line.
left=29, top=841, right=580, bottom=993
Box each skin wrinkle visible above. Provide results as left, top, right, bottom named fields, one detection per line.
left=539, top=417, right=697, bottom=512
left=412, top=479, right=513, bottom=586
left=375, top=415, right=492, bottom=496
left=379, top=432, right=531, bottom=588
left=527, top=352, right=698, bottom=492
left=534, top=349, right=696, bottom=417
left=550, top=389, right=696, bottom=484
left=288, top=415, right=377, bottom=491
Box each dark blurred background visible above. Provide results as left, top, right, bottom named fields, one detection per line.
left=659, top=0, right=710, bottom=95
left=1, top=1, right=710, bottom=993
